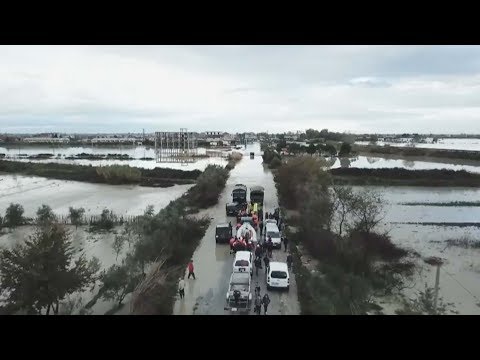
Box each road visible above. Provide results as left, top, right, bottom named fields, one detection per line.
left=173, top=142, right=300, bottom=315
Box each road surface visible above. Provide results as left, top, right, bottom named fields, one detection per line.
left=173, top=142, right=300, bottom=315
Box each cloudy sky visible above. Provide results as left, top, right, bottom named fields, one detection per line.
left=1, top=45, right=480, bottom=134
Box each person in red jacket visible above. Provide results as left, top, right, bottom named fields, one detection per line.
left=187, top=260, right=195, bottom=279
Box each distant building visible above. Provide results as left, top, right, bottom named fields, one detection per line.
left=23, top=137, right=70, bottom=144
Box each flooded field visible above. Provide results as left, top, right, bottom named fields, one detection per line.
left=0, top=174, right=193, bottom=218
left=0, top=145, right=229, bottom=170
left=350, top=186, right=480, bottom=314
left=356, top=138, right=480, bottom=151
left=329, top=155, right=480, bottom=173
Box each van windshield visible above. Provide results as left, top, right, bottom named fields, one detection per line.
left=267, top=231, right=280, bottom=238
left=235, top=260, right=249, bottom=267
left=271, top=271, right=287, bottom=279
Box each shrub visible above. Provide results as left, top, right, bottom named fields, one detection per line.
left=5, top=203, right=24, bottom=228
left=95, top=165, right=141, bottom=184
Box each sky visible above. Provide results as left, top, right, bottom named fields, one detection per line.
left=1, top=45, right=480, bottom=134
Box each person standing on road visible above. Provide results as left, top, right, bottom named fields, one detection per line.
left=255, top=282, right=261, bottom=296
left=255, top=243, right=262, bottom=260
left=254, top=257, right=262, bottom=276
left=262, top=294, right=271, bottom=315
left=267, top=237, right=273, bottom=258
left=283, top=236, right=289, bottom=252
left=187, top=260, right=196, bottom=279
left=263, top=254, right=270, bottom=275
left=259, top=220, right=263, bottom=237
left=287, top=253, right=293, bottom=270
left=255, top=294, right=262, bottom=315
left=178, top=277, right=185, bottom=299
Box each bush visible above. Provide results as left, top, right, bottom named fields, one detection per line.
left=187, top=165, right=229, bottom=209
left=5, top=203, right=24, bottom=228
left=269, top=157, right=282, bottom=168
left=338, top=142, right=352, bottom=157
left=36, top=205, right=57, bottom=226
left=95, top=165, right=141, bottom=184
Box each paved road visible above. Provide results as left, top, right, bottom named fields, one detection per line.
left=173, top=143, right=300, bottom=315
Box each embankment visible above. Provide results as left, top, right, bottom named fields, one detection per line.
left=0, top=160, right=201, bottom=187
left=329, top=168, right=480, bottom=187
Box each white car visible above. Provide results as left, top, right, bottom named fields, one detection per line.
left=233, top=251, right=253, bottom=277
left=266, top=262, right=290, bottom=291
left=264, top=222, right=282, bottom=249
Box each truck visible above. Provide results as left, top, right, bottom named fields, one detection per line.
left=224, top=271, right=252, bottom=313
left=232, top=184, right=247, bottom=204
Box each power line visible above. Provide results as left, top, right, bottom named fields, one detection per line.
left=442, top=269, right=480, bottom=303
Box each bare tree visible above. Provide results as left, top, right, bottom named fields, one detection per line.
left=332, top=186, right=355, bottom=237
left=350, top=189, right=385, bottom=235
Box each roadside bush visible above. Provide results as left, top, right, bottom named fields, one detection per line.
left=269, top=157, right=282, bottom=168
left=187, top=165, right=229, bottom=209
left=90, top=209, right=115, bottom=231
left=275, top=156, right=331, bottom=209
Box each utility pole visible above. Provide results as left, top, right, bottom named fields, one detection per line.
left=433, top=263, right=441, bottom=314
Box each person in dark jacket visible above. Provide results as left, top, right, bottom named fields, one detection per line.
left=262, top=294, right=271, bottom=315
left=267, top=237, right=273, bottom=258
left=255, top=244, right=262, bottom=260
left=283, top=236, right=289, bottom=252
left=254, top=294, right=262, bottom=315
left=286, top=253, right=293, bottom=270
left=254, top=257, right=262, bottom=276
left=263, top=254, right=270, bottom=274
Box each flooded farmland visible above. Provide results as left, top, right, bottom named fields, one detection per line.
left=350, top=186, right=480, bottom=314
left=355, top=138, right=480, bottom=151
left=0, top=174, right=193, bottom=218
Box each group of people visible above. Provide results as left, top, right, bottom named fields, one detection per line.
left=236, top=201, right=261, bottom=229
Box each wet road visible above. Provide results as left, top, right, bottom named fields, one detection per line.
left=173, top=143, right=300, bottom=315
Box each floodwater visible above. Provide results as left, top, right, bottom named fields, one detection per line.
left=329, top=155, right=480, bottom=173
left=355, top=138, right=480, bottom=151
left=172, top=142, right=300, bottom=315
left=348, top=186, right=480, bottom=314
left=0, top=145, right=229, bottom=170
left=0, top=174, right=193, bottom=218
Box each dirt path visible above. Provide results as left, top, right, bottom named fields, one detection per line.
left=173, top=143, right=300, bottom=315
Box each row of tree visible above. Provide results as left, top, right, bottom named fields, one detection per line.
left=274, top=156, right=412, bottom=314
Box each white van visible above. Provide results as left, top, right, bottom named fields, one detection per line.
left=266, top=262, right=290, bottom=291
left=233, top=251, right=253, bottom=277
left=264, top=222, right=282, bottom=249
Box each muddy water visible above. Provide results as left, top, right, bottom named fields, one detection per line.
left=1, top=145, right=229, bottom=170
left=356, top=138, right=480, bottom=151
left=173, top=143, right=300, bottom=315
left=0, top=174, right=193, bottom=218
left=329, top=156, right=480, bottom=173
left=349, top=186, right=480, bottom=314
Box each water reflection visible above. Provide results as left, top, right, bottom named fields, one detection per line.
left=339, top=157, right=352, bottom=168
left=403, top=159, right=415, bottom=168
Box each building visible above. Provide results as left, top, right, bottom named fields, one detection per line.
left=23, top=137, right=70, bottom=144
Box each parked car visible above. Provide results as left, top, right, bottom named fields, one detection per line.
left=215, top=223, right=232, bottom=243
left=232, top=184, right=247, bottom=204
left=264, top=222, right=282, bottom=248
left=266, top=262, right=290, bottom=291
left=226, top=202, right=242, bottom=216
left=233, top=250, right=253, bottom=277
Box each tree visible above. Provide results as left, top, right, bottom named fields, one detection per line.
left=36, top=205, right=56, bottom=227
left=100, top=254, right=143, bottom=306
left=339, top=142, right=352, bottom=157
left=324, top=144, right=337, bottom=156
left=350, top=189, right=385, bottom=235
left=5, top=203, right=24, bottom=228
left=144, top=205, right=155, bottom=217
left=112, top=233, right=126, bottom=261
left=276, top=156, right=331, bottom=209
left=0, top=223, right=100, bottom=315
left=305, top=129, right=321, bottom=140
left=307, top=143, right=317, bottom=156
left=276, top=139, right=287, bottom=153
left=332, top=186, right=356, bottom=237
left=69, top=207, right=85, bottom=229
